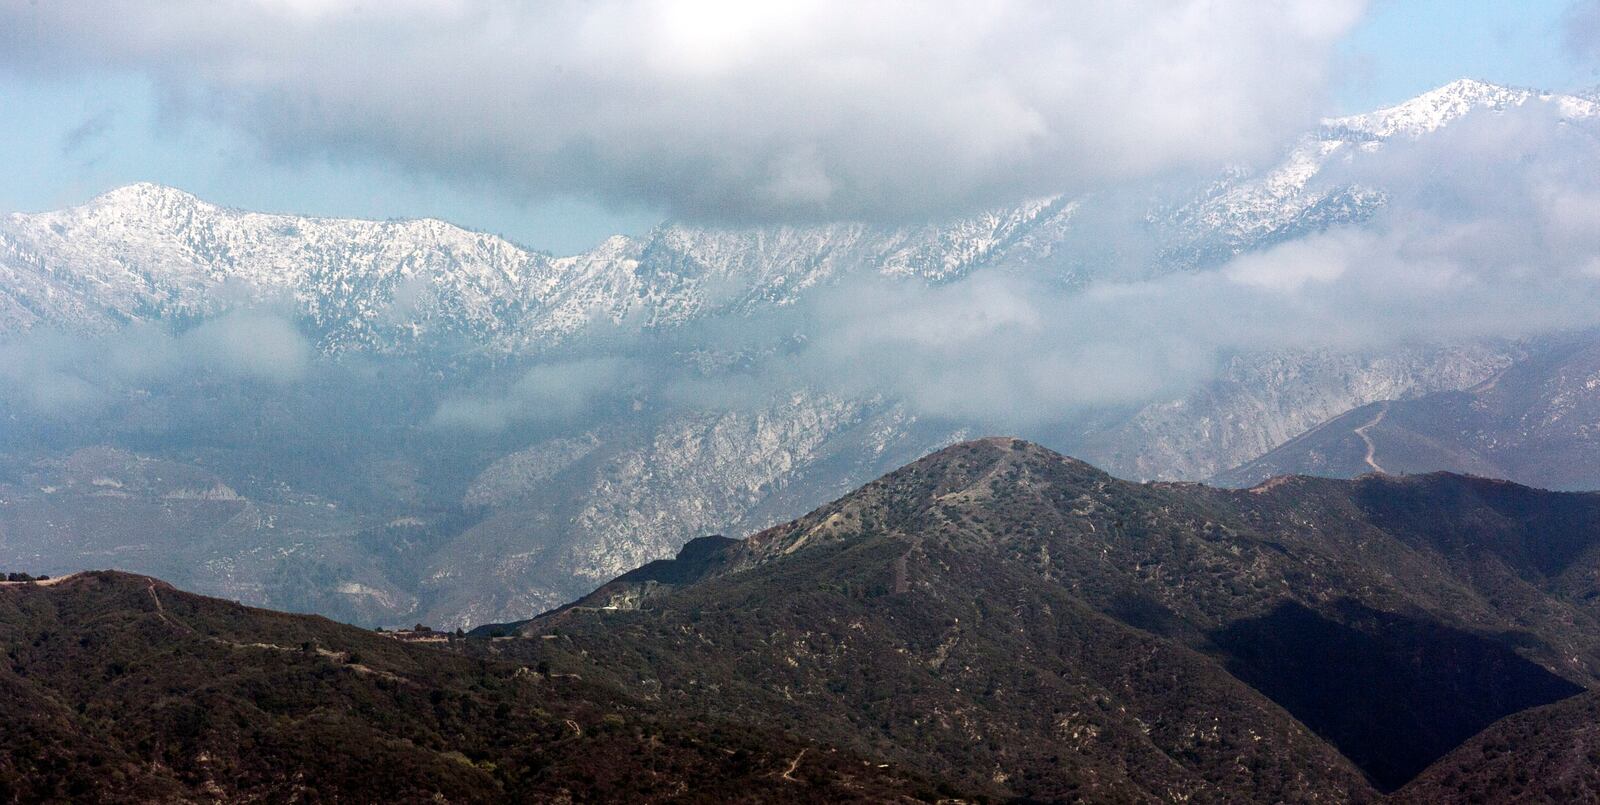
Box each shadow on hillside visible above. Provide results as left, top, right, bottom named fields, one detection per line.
left=1212, top=599, right=1582, bottom=790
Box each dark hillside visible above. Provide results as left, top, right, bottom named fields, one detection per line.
left=0, top=571, right=936, bottom=803
left=1394, top=690, right=1600, bottom=803
left=10, top=440, right=1600, bottom=801
left=485, top=438, right=1600, bottom=797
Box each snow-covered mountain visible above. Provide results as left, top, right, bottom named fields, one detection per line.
left=1328, top=78, right=1598, bottom=138
left=2, top=80, right=1595, bottom=627
left=7, top=81, right=1591, bottom=359
left=0, top=184, right=1076, bottom=353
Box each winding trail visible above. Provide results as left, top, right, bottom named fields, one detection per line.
left=781, top=748, right=808, bottom=782
left=146, top=580, right=199, bottom=634
left=1353, top=402, right=1390, bottom=475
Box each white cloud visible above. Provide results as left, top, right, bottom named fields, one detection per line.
left=186, top=312, right=311, bottom=382
left=430, top=356, right=642, bottom=431
left=0, top=312, right=311, bottom=419
left=668, top=105, right=1600, bottom=427
left=0, top=0, right=1366, bottom=223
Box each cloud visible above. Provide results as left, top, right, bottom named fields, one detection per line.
left=0, top=311, right=311, bottom=419
left=6, top=96, right=1596, bottom=445
left=0, top=0, right=1365, bottom=224
left=61, top=108, right=116, bottom=155
left=430, top=356, right=642, bottom=431
left=175, top=312, right=312, bottom=382
left=419, top=102, right=1600, bottom=432
left=658, top=104, right=1600, bottom=427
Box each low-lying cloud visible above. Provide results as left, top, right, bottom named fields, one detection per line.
left=430, top=357, right=644, bottom=431
left=0, top=311, right=310, bottom=418
left=5, top=106, right=1597, bottom=444
left=650, top=104, right=1600, bottom=427
left=0, top=0, right=1365, bottom=224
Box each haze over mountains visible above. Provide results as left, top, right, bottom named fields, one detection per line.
left=8, top=1, right=1600, bottom=801
left=3, top=80, right=1600, bottom=629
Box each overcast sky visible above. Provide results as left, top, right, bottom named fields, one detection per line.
left=0, top=0, right=1596, bottom=254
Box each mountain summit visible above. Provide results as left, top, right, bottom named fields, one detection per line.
left=8, top=441, right=1600, bottom=799
left=1327, top=78, right=1597, bottom=137
left=484, top=438, right=1600, bottom=797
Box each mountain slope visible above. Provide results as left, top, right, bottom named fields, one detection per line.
left=1394, top=690, right=1600, bottom=803
left=0, top=570, right=935, bottom=802
left=1217, top=334, right=1600, bottom=490
left=8, top=440, right=1600, bottom=800
left=480, top=439, right=1600, bottom=796
left=1080, top=343, right=1519, bottom=480
left=0, top=395, right=963, bottom=629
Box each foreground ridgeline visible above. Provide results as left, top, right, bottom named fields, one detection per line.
left=8, top=439, right=1600, bottom=801
left=0, top=572, right=930, bottom=802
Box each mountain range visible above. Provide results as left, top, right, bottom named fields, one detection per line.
left=10, top=80, right=1590, bottom=356
left=1, top=79, right=1598, bottom=631
left=7, top=439, right=1600, bottom=801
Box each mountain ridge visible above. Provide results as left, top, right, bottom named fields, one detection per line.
left=9, top=79, right=1592, bottom=355
left=474, top=437, right=1600, bottom=797
left=10, top=439, right=1600, bottom=799
left=0, top=568, right=938, bottom=802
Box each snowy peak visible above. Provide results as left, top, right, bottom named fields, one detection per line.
left=3, top=79, right=1588, bottom=354
left=85, top=181, right=207, bottom=211
left=69, top=181, right=497, bottom=250
left=41, top=181, right=217, bottom=237
left=1329, top=79, right=1599, bottom=139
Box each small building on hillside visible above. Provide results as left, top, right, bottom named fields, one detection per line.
left=380, top=624, right=450, bottom=643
